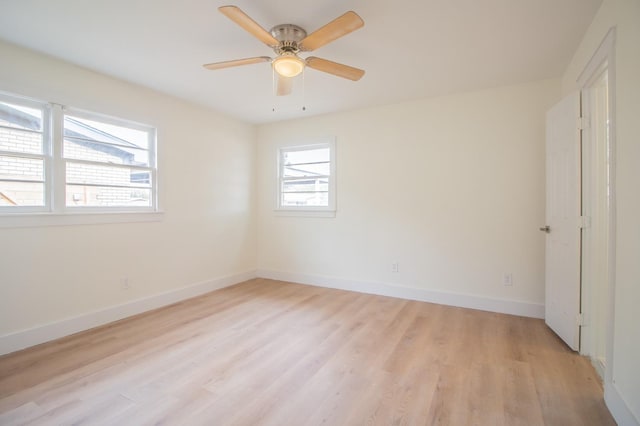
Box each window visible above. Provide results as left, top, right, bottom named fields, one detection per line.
left=63, top=111, right=155, bottom=209
left=277, top=140, right=336, bottom=213
left=0, top=95, right=49, bottom=210
left=0, top=91, right=158, bottom=223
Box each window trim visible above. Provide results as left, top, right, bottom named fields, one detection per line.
left=0, top=91, right=161, bottom=227
left=275, top=138, right=336, bottom=216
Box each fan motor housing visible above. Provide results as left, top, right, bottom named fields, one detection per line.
left=270, top=24, right=306, bottom=54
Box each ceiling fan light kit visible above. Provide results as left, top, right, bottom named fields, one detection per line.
left=272, top=53, right=305, bottom=78
left=204, top=5, right=365, bottom=96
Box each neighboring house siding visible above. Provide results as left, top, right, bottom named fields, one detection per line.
left=0, top=127, right=41, bottom=153
left=64, top=142, right=135, bottom=206
left=64, top=141, right=128, bottom=164
left=0, top=127, right=43, bottom=206
left=1, top=127, right=142, bottom=207
left=0, top=156, right=42, bottom=180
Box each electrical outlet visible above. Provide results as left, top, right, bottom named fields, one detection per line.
left=120, top=277, right=131, bottom=290
left=503, top=273, right=513, bottom=286
left=392, top=262, right=399, bottom=273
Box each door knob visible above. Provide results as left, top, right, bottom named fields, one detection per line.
left=539, top=226, right=551, bottom=233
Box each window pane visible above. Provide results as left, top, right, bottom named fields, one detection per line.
left=0, top=181, right=44, bottom=206
left=278, top=143, right=333, bottom=210
left=282, top=179, right=329, bottom=193
left=64, top=115, right=150, bottom=166
left=66, top=185, right=152, bottom=207
left=66, top=162, right=151, bottom=188
left=0, top=98, right=46, bottom=209
left=62, top=111, right=156, bottom=211
left=0, top=155, right=44, bottom=182
left=0, top=101, right=43, bottom=132
left=283, top=161, right=329, bottom=178
left=281, top=191, right=328, bottom=207
left=283, top=147, right=329, bottom=165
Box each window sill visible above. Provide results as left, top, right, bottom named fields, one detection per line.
left=274, top=209, right=336, bottom=218
left=0, top=211, right=164, bottom=228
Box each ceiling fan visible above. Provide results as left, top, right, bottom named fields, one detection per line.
left=203, top=5, right=365, bottom=96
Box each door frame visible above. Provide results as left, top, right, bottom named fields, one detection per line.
left=576, top=27, right=616, bottom=390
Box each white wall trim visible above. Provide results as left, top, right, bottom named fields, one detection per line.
left=256, top=269, right=544, bottom=319
left=0, top=270, right=257, bottom=356
left=605, top=381, right=640, bottom=426
left=577, top=26, right=625, bottom=424
left=577, top=27, right=616, bottom=87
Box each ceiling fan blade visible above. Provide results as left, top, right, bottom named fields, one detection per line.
left=218, top=5, right=279, bottom=47
left=305, top=57, right=365, bottom=81
left=276, top=74, right=293, bottom=96
left=299, top=11, right=364, bottom=52
left=203, top=56, right=271, bottom=70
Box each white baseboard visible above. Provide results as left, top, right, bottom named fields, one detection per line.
left=256, top=269, right=544, bottom=319
left=591, top=357, right=606, bottom=381
left=605, top=381, right=640, bottom=426
left=0, top=270, right=257, bottom=356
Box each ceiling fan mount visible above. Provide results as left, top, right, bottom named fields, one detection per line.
left=270, top=24, right=306, bottom=55
left=203, top=5, right=365, bottom=96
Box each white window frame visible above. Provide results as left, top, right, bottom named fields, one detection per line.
left=0, top=91, right=161, bottom=228
left=276, top=138, right=336, bottom=217
left=61, top=106, right=158, bottom=214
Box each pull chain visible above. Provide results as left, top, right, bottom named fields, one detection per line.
left=272, top=66, right=276, bottom=112
left=301, top=67, right=306, bottom=111
left=270, top=67, right=307, bottom=113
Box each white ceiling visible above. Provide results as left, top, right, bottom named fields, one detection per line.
left=0, top=0, right=601, bottom=124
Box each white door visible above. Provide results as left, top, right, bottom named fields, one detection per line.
left=544, top=93, right=581, bottom=351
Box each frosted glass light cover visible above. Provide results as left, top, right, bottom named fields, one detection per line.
left=273, top=55, right=305, bottom=78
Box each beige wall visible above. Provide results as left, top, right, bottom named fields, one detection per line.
left=256, top=79, right=560, bottom=311
left=0, top=41, right=257, bottom=337
left=562, top=0, right=640, bottom=422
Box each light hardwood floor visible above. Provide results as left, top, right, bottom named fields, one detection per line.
left=0, top=279, right=615, bottom=425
